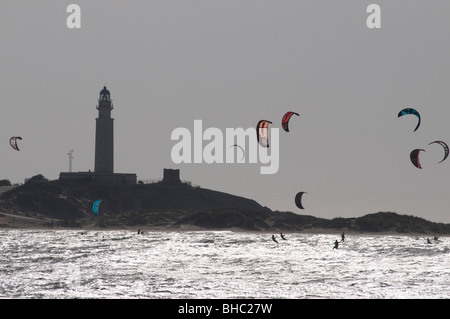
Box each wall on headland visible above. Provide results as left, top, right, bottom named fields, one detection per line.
left=59, top=172, right=136, bottom=185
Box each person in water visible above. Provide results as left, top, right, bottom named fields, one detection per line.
left=341, top=232, right=345, bottom=242
left=272, top=235, right=279, bottom=244
left=333, top=240, right=339, bottom=249
left=280, top=233, right=287, bottom=240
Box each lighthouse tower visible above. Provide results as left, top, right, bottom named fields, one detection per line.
left=59, top=85, right=136, bottom=185
left=94, top=86, right=114, bottom=173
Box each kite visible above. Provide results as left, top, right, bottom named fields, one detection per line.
left=295, top=192, right=307, bottom=209
left=410, top=149, right=425, bottom=169
left=9, top=136, right=22, bottom=151
left=256, top=120, right=272, bottom=147
left=428, top=140, right=449, bottom=163
left=398, top=108, right=421, bottom=132
left=281, top=111, right=299, bottom=132
left=92, top=200, right=102, bottom=215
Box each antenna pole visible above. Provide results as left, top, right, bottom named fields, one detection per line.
left=68, top=150, right=74, bottom=172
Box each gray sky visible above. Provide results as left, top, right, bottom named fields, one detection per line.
left=1, top=1, right=450, bottom=223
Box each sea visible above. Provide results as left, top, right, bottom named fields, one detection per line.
left=0, top=229, right=448, bottom=301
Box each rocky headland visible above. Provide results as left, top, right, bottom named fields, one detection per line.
left=0, top=175, right=449, bottom=235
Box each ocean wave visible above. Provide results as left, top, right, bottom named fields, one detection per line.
left=0, top=230, right=448, bottom=298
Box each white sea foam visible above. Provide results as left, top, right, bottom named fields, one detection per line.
left=0, top=230, right=448, bottom=298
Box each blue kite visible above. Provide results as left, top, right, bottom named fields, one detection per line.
left=92, top=200, right=102, bottom=215
left=398, top=108, right=421, bottom=132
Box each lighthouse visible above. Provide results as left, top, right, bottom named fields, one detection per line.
left=95, top=86, right=114, bottom=174
left=59, top=85, right=136, bottom=185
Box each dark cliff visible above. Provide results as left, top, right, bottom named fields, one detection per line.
left=0, top=178, right=269, bottom=219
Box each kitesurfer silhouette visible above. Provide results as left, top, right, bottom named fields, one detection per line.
left=333, top=240, right=339, bottom=249
left=280, top=233, right=287, bottom=240
left=272, top=235, right=279, bottom=244
left=341, top=232, right=345, bottom=242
